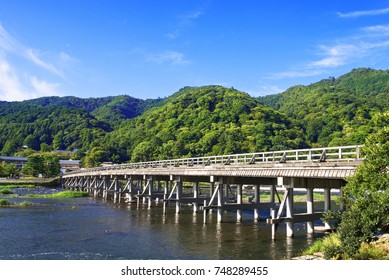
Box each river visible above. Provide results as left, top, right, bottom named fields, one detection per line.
left=0, top=187, right=326, bottom=260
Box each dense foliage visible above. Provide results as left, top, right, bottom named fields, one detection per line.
left=336, top=112, right=389, bottom=257
left=0, top=95, right=160, bottom=157
left=260, top=68, right=389, bottom=147
left=89, top=86, right=307, bottom=164
left=0, top=68, right=388, bottom=167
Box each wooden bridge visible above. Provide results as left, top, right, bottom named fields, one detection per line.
left=61, top=145, right=363, bottom=238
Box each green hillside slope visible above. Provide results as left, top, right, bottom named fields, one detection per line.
left=260, top=68, right=389, bottom=146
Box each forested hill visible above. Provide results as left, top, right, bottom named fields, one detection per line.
left=0, top=95, right=163, bottom=157
left=260, top=68, right=389, bottom=147
left=85, top=86, right=306, bottom=165
left=0, top=68, right=388, bottom=166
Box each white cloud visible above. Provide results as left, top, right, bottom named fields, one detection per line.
left=270, top=20, right=389, bottom=80
left=0, top=57, right=63, bottom=101
left=0, top=24, right=68, bottom=101
left=338, top=7, right=389, bottom=18
left=165, top=9, right=205, bottom=40
left=310, top=44, right=362, bottom=68
left=147, top=51, right=191, bottom=65
left=0, top=58, right=30, bottom=101
left=30, top=76, right=61, bottom=97
left=25, top=49, right=63, bottom=77
left=270, top=69, right=324, bottom=79
left=362, top=24, right=389, bottom=36
left=181, top=10, right=204, bottom=20
left=246, top=85, right=285, bottom=96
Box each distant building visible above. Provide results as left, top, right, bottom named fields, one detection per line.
left=0, top=156, right=28, bottom=169
left=0, top=156, right=81, bottom=174
left=59, top=160, right=81, bottom=174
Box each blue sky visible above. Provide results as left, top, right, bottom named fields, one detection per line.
left=1, top=0, right=389, bottom=101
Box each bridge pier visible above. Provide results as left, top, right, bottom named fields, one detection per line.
left=306, top=188, right=314, bottom=234
left=324, top=188, right=331, bottom=230
left=253, top=185, right=260, bottom=221
left=236, top=184, right=243, bottom=222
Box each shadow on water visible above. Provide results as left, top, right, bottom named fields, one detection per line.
left=0, top=188, right=326, bottom=260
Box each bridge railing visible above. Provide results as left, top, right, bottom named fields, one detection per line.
left=71, top=145, right=363, bottom=174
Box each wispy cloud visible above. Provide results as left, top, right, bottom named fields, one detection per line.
left=26, top=49, right=63, bottom=77
left=0, top=24, right=67, bottom=101
left=165, top=9, right=205, bottom=40
left=270, top=20, right=389, bottom=80
left=246, top=84, right=285, bottom=97
left=147, top=51, right=191, bottom=65
left=181, top=11, right=204, bottom=20
left=338, top=7, right=389, bottom=18
left=270, top=69, right=324, bottom=79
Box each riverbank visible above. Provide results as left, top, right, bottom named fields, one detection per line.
left=0, top=177, right=59, bottom=187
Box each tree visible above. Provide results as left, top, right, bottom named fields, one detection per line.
left=0, top=161, right=19, bottom=177
left=22, top=153, right=60, bottom=177
left=336, top=113, right=389, bottom=257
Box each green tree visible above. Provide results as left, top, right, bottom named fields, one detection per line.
left=0, top=161, right=19, bottom=177
left=336, top=113, right=389, bottom=257
left=22, top=153, right=60, bottom=177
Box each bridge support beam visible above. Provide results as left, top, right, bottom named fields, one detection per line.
left=306, top=188, right=314, bottom=234
left=237, top=184, right=243, bottom=222
left=193, top=181, right=199, bottom=213
left=176, top=180, right=182, bottom=214
left=254, top=185, right=260, bottom=221
left=217, top=180, right=224, bottom=223
left=324, top=188, right=331, bottom=230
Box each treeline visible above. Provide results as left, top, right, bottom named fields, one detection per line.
left=260, top=68, right=389, bottom=147
left=0, top=68, right=388, bottom=167
left=86, top=86, right=307, bottom=165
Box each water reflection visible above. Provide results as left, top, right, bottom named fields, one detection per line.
left=0, top=190, right=324, bottom=260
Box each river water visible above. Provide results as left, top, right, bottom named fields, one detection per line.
left=0, top=188, right=326, bottom=260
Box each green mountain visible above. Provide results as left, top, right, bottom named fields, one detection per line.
left=260, top=68, right=389, bottom=146
left=1, top=68, right=388, bottom=166
left=88, top=86, right=307, bottom=165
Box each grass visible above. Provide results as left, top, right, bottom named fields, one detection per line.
left=301, top=239, right=324, bottom=255
left=0, top=184, right=36, bottom=189
left=0, top=188, right=14, bottom=194
left=25, top=191, right=89, bottom=199
left=0, top=199, right=34, bottom=207
left=0, top=199, right=10, bottom=206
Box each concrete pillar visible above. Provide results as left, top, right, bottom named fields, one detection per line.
left=237, top=184, right=243, bottom=222
left=254, top=185, right=260, bottom=221
left=271, top=209, right=276, bottom=240
left=203, top=199, right=208, bottom=223
left=286, top=179, right=294, bottom=237
left=148, top=177, right=154, bottom=209
left=93, top=177, right=99, bottom=197
left=217, top=180, right=224, bottom=223
left=113, top=176, right=120, bottom=203
left=102, top=177, right=109, bottom=200
left=193, top=181, right=199, bottom=213
left=163, top=186, right=168, bottom=215
left=324, top=188, right=331, bottom=229
left=209, top=182, right=215, bottom=213
left=306, top=188, right=314, bottom=234
left=176, top=178, right=182, bottom=214
left=128, top=177, right=134, bottom=202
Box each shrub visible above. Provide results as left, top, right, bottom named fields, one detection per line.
left=322, top=233, right=343, bottom=259
left=0, top=199, right=10, bottom=206
left=0, top=188, right=13, bottom=194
